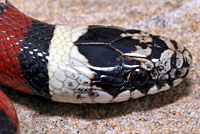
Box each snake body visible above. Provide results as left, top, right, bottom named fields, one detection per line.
left=0, top=0, right=192, bottom=133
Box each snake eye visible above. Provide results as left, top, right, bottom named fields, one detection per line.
left=131, top=68, right=149, bottom=87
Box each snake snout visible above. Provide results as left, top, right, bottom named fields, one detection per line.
left=166, top=45, right=192, bottom=88
left=182, top=48, right=193, bottom=70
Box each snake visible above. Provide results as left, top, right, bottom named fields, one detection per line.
left=0, top=0, right=193, bottom=134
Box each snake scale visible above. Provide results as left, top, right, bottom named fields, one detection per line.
left=0, top=0, right=192, bottom=133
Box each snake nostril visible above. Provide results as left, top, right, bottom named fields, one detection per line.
left=175, top=70, right=182, bottom=78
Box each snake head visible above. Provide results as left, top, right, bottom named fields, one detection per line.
left=86, top=29, right=192, bottom=102
left=71, top=26, right=193, bottom=103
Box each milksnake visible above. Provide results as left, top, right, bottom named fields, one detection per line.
left=0, top=0, right=192, bottom=133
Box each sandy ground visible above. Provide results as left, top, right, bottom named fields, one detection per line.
left=3, top=0, right=200, bottom=133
